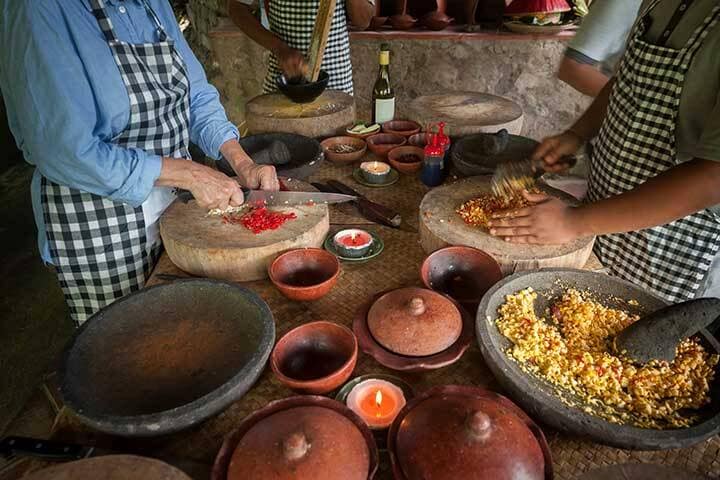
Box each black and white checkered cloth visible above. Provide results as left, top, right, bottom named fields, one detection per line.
left=41, top=0, right=191, bottom=324
left=588, top=0, right=720, bottom=302
left=263, top=0, right=354, bottom=94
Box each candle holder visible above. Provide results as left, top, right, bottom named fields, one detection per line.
left=360, top=161, right=391, bottom=184
left=332, top=229, right=374, bottom=258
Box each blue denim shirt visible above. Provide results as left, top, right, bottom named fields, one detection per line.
left=0, top=0, right=239, bottom=261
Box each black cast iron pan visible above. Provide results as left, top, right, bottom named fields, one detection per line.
left=477, top=268, right=720, bottom=450
left=59, top=279, right=275, bottom=437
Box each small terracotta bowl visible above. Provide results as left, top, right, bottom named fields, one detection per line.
left=388, top=14, right=417, bottom=30
left=420, top=246, right=503, bottom=305
left=388, top=146, right=424, bottom=174
left=345, top=123, right=381, bottom=139
left=408, top=132, right=431, bottom=148
left=271, top=321, right=358, bottom=394
left=366, top=133, right=407, bottom=158
left=321, top=136, right=367, bottom=165
left=382, top=120, right=422, bottom=137
left=269, top=248, right=340, bottom=301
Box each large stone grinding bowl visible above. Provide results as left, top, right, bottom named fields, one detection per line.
left=477, top=269, right=720, bottom=450
left=60, top=279, right=275, bottom=437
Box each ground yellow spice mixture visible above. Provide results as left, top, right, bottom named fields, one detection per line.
left=457, top=192, right=533, bottom=230
left=497, top=288, right=719, bottom=428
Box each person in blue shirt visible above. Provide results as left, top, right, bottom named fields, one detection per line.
left=0, top=0, right=279, bottom=325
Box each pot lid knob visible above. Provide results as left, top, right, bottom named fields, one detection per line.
left=408, top=297, right=426, bottom=316
left=466, top=411, right=492, bottom=442
left=282, top=432, right=310, bottom=461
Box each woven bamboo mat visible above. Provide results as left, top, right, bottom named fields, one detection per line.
left=46, top=161, right=718, bottom=480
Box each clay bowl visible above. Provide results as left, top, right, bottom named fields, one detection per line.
left=408, top=132, right=430, bottom=148
left=420, top=246, right=503, bottom=306
left=421, top=11, right=453, bottom=30
left=382, top=120, right=422, bottom=137
left=353, top=290, right=474, bottom=372
left=321, top=136, right=367, bottom=165
left=388, top=14, right=417, bottom=30
left=269, top=248, right=340, bottom=302
left=369, top=16, right=388, bottom=29
left=271, top=321, right=358, bottom=394
left=345, top=123, right=381, bottom=139
left=387, top=146, right=424, bottom=174
left=276, top=70, right=329, bottom=104
left=366, top=133, right=407, bottom=159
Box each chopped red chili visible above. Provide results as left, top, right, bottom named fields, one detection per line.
left=228, top=206, right=297, bottom=234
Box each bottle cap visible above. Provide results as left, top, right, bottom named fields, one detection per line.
left=437, top=122, right=450, bottom=147
left=380, top=43, right=390, bottom=51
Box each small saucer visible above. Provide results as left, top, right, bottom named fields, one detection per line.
left=324, top=231, right=384, bottom=263
left=353, top=168, right=400, bottom=188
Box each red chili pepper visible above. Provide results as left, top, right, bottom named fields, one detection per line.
left=239, top=206, right=297, bottom=234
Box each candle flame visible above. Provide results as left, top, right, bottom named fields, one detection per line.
left=375, top=390, right=383, bottom=407
left=351, top=231, right=357, bottom=241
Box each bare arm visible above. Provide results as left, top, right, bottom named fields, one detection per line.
left=227, top=0, right=307, bottom=78
left=557, top=57, right=611, bottom=97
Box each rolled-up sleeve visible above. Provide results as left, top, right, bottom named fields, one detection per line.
left=0, top=2, right=161, bottom=208
left=158, top=2, right=239, bottom=160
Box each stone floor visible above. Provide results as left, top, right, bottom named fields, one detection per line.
left=0, top=160, right=73, bottom=438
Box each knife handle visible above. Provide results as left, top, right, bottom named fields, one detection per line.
left=326, top=180, right=402, bottom=228
left=0, top=436, right=90, bottom=461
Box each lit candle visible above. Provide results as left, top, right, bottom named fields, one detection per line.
left=360, top=161, right=391, bottom=184
left=346, top=379, right=406, bottom=429
left=332, top=229, right=374, bottom=258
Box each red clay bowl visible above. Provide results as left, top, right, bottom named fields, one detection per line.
left=387, top=146, right=424, bottom=174
left=382, top=120, right=422, bottom=137
left=366, top=133, right=407, bottom=159
left=271, top=321, right=358, bottom=395
left=321, top=136, right=367, bottom=165
left=420, top=246, right=503, bottom=305
left=269, top=248, right=340, bottom=301
left=408, top=132, right=430, bottom=148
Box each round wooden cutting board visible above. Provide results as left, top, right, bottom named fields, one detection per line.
left=24, top=455, right=192, bottom=480
left=160, top=179, right=329, bottom=282
left=419, top=176, right=595, bottom=274
left=409, top=92, right=524, bottom=136
left=246, top=91, right=355, bottom=139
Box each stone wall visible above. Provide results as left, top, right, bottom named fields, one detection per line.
left=187, top=2, right=592, bottom=141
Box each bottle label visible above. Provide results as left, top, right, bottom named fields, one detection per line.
left=374, top=98, right=395, bottom=124
left=379, top=51, right=390, bottom=65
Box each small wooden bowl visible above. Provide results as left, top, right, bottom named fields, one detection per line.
left=366, top=133, right=407, bottom=159
left=321, top=136, right=367, bottom=165
left=420, top=246, right=503, bottom=306
left=269, top=248, right=340, bottom=301
left=345, top=123, right=381, bottom=139
left=408, top=132, right=430, bottom=148
left=382, top=120, right=422, bottom=137
left=387, top=146, right=424, bottom=174
left=271, top=321, right=358, bottom=394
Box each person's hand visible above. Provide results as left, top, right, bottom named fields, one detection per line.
left=186, top=163, right=245, bottom=210
left=532, top=130, right=585, bottom=173
left=234, top=161, right=280, bottom=191
left=277, top=46, right=308, bottom=80
left=487, top=190, right=583, bottom=245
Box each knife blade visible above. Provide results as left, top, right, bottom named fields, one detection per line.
left=177, top=189, right=355, bottom=207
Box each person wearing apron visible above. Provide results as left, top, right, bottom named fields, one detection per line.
left=0, top=0, right=278, bottom=325
left=487, top=0, right=720, bottom=303
left=228, top=0, right=357, bottom=94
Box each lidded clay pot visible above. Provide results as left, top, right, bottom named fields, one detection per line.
left=224, top=397, right=378, bottom=480
left=388, top=386, right=552, bottom=480
left=367, top=287, right=462, bottom=356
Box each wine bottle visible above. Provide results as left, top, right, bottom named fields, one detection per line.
left=372, top=43, right=395, bottom=125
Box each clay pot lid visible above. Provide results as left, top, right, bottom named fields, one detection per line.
left=227, top=404, right=371, bottom=480
left=389, top=386, right=552, bottom=480
left=367, top=287, right=462, bottom=356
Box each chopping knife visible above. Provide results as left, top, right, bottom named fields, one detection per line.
left=312, top=180, right=402, bottom=228
left=176, top=188, right=356, bottom=207
left=0, top=436, right=210, bottom=480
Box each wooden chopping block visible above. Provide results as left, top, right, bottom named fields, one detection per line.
left=409, top=92, right=524, bottom=136
left=246, top=90, right=355, bottom=139
left=160, top=179, right=329, bottom=282
left=23, top=455, right=192, bottom=480
left=419, top=176, right=595, bottom=275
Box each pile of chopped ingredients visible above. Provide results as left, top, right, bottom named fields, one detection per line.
left=222, top=206, right=296, bottom=234
left=496, top=288, right=718, bottom=428
left=456, top=191, right=533, bottom=230
left=330, top=144, right=361, bottom=154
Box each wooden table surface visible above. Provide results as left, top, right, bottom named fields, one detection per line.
left=25, top=161, right=720, bottom=480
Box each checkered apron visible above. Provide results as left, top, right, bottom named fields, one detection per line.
left=588, top=0, right=720, bottom=302
left=262, top=0, right=354, bottom=94
left=41, top=0, right=190, bottom=325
